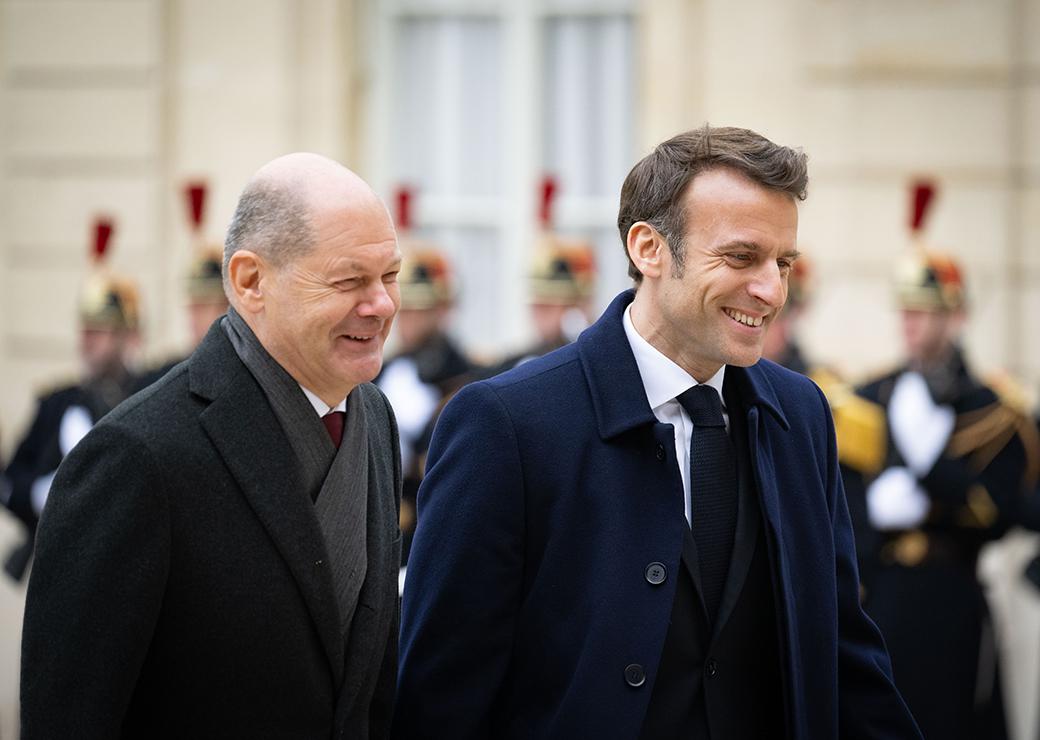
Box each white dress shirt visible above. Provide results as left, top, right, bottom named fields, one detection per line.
left=622, top=304, right=727, bottom=526
left=299, top=385, right=347, bottom=418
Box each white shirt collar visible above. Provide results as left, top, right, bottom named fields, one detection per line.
left=299, top=385, right=347, bottom=417
left=622, top=303, right=726, bottom=411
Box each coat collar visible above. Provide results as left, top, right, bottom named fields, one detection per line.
left=187, top=321, right=347, bottom=686
left=577, top=290, right=790, bottom=440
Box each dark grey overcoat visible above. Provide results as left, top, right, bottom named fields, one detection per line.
left=21, top=321, right=402, bottom=739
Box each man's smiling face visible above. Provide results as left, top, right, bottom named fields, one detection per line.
left=638, top=167, right=800, bottom=382
left=257, top=195, right=402, bottom=402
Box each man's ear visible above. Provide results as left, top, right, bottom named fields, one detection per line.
left=626, top=221, right=665, bottom=280
left=226, top=250, right=266, bottom=314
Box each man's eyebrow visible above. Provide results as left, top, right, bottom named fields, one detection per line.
left=717, top=242, right=801, bottom=261
left=335, top=256, right=403, bottom=274
left=717, top=240, right=762, bottom=252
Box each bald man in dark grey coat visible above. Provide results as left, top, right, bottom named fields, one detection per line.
left=22, top=154, right=404, bottom=739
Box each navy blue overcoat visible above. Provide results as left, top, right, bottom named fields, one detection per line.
left=397, top=291, right=920, bottom=739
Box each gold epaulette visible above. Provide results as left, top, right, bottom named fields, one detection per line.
left=986, top=370, right=1032, bottom=416
left=807, top=366, right=841, bottom=393
left=947, top=382, right=1040, bottom=487
left=821, top=375, right=887, bottom=476
left=986, top=373, right=1040, bottom=489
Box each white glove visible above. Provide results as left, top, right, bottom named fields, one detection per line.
left=31, top=405, right=94, bottom=516
left=866, top=466, right=930, bottom=530
left=376, top=357, right=440, bottom=473
left=888, top=371, right=954, bottom=476
left=59, top=404, right=93, bottom=456
left=31, top=471, right=56, bottom=516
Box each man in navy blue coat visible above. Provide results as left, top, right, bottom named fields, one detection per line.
left=396, top=126, right=921, bottom=739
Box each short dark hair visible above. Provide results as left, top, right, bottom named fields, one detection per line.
left=617, top=125, right=809, bottom=282
left=223, top=181, right=315, bottom=290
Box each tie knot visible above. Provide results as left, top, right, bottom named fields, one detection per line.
left=676, top=385, right=725, bottom=427
left=322, top=410, right=346, bottom=448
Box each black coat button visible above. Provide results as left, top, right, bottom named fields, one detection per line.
left=624, top=663, right=645, bottom=688
left=655, top=444, right=666, bottom=461
left=705, top=658, right=718, bottom=678
left=645, top=562, right=666, bottom=585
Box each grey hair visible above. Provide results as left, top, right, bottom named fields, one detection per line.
left=222, top=181, right=315, bottom=290
left=617, top=124, right=809, bottom=282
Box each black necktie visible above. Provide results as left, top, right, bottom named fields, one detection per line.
left=322, top=410, right=346, bottom=448
left=676, top=384, right=738, bottom=624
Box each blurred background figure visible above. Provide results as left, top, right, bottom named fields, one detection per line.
left=837, top=182, right=1039, bottom=740
left=135, top=183, right=229, bottom=391
left=376, top=187, right=475, bottom=570
left=761, top=255, right=814, bottom=375
left=1015, top=410, right=1040, bottom=711
left=182, top=182, right=230, bottom=347
left=492, top=177, right=597, bottom=373
left=1, top=219, right=140, bottom=582
left=1023, top=410, right=1040, bottom=576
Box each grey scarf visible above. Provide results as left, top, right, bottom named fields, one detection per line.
left=222, top=307, right=369, bottom=637
left=223, top=308, right=336, bottom=498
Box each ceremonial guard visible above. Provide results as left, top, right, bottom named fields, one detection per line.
left=376, top=188, right=474, bottom=568
left=837, top=183, right=1038, bottom=740
left=492, top=176, right=597, bottom=372
left=134, top=182, right=228, bottom=390
left=2, top=218, right=141, bottom=580
left=181, top=181, right=230, bottom=345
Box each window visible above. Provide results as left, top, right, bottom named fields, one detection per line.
left=369, top=0, right=636, bottom=356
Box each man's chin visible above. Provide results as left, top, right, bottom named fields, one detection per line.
left=340, top=356, right=385, bottom=387
left=725, top=348, right=765, bottom=368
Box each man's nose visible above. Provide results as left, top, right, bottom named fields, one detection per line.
left=358, top=281, right=398, bottom=318
left=748, top=263, right=787, bottom=308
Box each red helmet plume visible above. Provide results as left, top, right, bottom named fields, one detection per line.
left=93, top=218, right=114, bottom=263
left=395, top=186, right=413, bottom=232
left=539, top=175, right=557, bottom=229
left=186, top=182, right=207, bottom=233
left=909, top=179, right=936, bottom=235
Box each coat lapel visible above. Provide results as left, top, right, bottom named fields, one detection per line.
left=744, top=377, right=800, bottom=722
left=577, top=290, right=659, bottom=441
left=189, top=323, right=346, bottom=686
left=741, top=365, right=791, bottom=608
left=731, top=362, right=790, bottom=541
left=749, top=407, right=784, bottom=539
